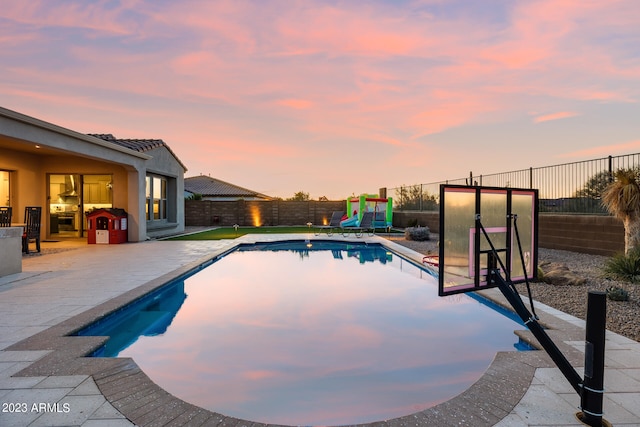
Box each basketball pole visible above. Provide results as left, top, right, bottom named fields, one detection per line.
left=487, top=257, right=582, bottom=393
left=485, top=244, right=607, bottom=427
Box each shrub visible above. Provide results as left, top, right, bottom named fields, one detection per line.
left=606, top=286, right=629, bottom=302
left=603, top=247, right=640, bottom=283
left=405, top=226, right=430, bottom=241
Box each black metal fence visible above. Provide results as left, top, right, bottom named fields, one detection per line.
left=390, top=153, right=640, bottom=214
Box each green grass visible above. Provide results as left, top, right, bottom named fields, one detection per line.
left=167, top=226, right=403, bottom=240
left=167, top=226, right=321, bottom=240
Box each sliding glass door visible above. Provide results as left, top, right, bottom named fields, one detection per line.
left=82, top=175, right=113, bottom=236
left=49, top=174, right=82, bottom=237
left=48, top=174, right=113, bottom=238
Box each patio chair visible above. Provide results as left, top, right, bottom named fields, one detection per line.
left=314, top=211, right=344, bottom=236
left=0, top=206, right=11, bottom=227
left=22, top=206, right=42, bottom=254
left=342, top=211, right=375, bottom=238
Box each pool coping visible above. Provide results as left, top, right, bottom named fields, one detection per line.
left=5, top=234, right=591, bottom=426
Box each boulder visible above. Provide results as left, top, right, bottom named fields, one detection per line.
left=539, top=261, right=586, bottom=286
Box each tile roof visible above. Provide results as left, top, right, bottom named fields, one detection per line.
left=185, top=175, right=272, bottom=199
left=88, top=134, right=187, bottom=171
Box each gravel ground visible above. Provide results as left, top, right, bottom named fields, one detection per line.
left=387, top=234, right=640, bottom=343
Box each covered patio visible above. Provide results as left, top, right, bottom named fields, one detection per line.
left=0, top=106, right=186, bottom=251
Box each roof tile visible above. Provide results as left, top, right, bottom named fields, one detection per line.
left=185, top=175, right=271, bottom=199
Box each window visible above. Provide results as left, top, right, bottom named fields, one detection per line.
left=146, top=175, right=168, bottom=221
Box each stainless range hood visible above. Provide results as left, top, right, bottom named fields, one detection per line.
left=59, top=175, right=79, bottom=197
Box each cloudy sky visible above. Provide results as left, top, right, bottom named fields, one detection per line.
left=2, top=0, right=639, bottom=199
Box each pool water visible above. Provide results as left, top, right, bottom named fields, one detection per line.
left=80, top=241, right=527, bottom=426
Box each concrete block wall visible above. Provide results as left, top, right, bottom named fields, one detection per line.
left=392, top=211, right=624, bottom=256
left=186, top=201, right=625, bottom=255
left=275, top=201, right=311, bottom=226
left=539, top=214, right=624, bottom=256
left=392, top=211, right=440, bottom=233
left=185, top=200, right=345, bottom=227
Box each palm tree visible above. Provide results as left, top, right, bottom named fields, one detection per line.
left=601, top=168, right=640, bottom=254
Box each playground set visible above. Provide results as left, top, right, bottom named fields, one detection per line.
left=340, top=194, right=393, bottom=229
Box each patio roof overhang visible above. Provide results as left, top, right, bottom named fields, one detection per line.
left=0, top=106, right=151, bottom=168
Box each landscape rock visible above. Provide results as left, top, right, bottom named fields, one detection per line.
left=539, top=261, right=586, bottom=286
left=404, top=226, right=430, bottom=241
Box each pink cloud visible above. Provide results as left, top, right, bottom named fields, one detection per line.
left=559, top=140, right=640, bottom=159
left=533, top=111, right=579, bottom=123
left=242, top=370, right=279, bottom=381
left=275, top=98, right=314, bottom=110
left=3, top=0, right=640, bottom=199
left=0, top=1, right=135, bottom=36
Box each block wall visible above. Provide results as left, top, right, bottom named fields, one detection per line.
left=187, top=201, right=625, bottom=255
left=185, top=200, right=345, bottom=227
left=392, top=211, right=624, bottom=255
left=538, top=214, right=624, bottom=256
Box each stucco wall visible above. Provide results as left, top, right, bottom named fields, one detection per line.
left=0, top=227, right=22, bottom=277
left=0, top=150, right=44, bottom=211
left=145, top=145, right=186, bottom=238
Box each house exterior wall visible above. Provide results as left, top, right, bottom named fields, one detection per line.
left=0, top=150, right=44, bottom=210
left=0, top=147, right=145, bottom=241
left=1, top=107, right=186, bottom=242
left=145, top=145, right=186, bottom=238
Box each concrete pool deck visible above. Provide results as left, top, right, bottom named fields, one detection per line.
left=0, top=233, right=639, bottom=426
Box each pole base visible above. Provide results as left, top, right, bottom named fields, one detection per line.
left=575, top=412, right=611, bottom=427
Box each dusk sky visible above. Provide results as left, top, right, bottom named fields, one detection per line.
left=2, top=0, right=640, bottom=200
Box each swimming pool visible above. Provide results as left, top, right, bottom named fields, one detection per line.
left=78, top=240, right=528, bottom=426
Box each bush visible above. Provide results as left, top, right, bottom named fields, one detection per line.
left=606, top=286, right=629, bottom=301
left=603, top=247, right=640, bottom=283
left=405, top=226, right=430, bottom=241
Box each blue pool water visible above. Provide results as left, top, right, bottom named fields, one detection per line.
left=78, top=241, right=529, bottom=426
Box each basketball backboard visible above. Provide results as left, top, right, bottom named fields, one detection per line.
left=438, top=185, right=538, bottom=296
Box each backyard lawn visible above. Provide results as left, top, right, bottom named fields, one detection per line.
left=168, top=226, right=402, bottom=240
left=168, top=226, right=322, bottom=240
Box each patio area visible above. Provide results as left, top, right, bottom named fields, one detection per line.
left=1, top=235, right=639, bottom=426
